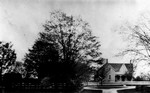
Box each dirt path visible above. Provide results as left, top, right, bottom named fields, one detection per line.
left=102, top=86, right=135, bottom=93
left=103, top=89, right=117, bottom=93
left=84, top=86, right=135, bottom=93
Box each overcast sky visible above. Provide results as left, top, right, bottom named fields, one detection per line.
left=0, top=0, right=149, bottom=63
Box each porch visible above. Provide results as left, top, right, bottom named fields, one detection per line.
left=115, top=74, right=132, bottom=82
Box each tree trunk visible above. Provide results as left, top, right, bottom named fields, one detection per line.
left=101, top=79, right=103, bottom=86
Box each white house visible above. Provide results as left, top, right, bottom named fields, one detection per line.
left=103, top=63, right=133, bottom=82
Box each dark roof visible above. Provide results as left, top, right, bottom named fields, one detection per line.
left=109, top=63, right=122, bottom=72
left=125, top=64, right=133, bottom=72
left=109, top=63, right=133, bottom=72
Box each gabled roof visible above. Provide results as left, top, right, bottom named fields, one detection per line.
left=125, top=64, right=133, bottom=72
left=109, top=63, right=133, bottom=72
left=109, top=63, right=122, bottom=72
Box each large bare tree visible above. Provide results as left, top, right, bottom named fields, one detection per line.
left=24, top=11, right=102, bottom=89
left=116, top=13, right=150, bottom=69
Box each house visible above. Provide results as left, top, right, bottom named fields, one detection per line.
left=103, top=62, right=133, bottom=82
left=94, top=59, right=133, bottom=83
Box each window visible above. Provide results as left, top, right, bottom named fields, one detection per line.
left=109, top=75, right=111, bottom=79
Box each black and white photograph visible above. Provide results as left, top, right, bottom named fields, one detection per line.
left=0, top=0, right=150, bottom=93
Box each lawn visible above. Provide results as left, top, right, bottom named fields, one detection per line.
left=0, top=89, right=77, bottom=93
left=87, top=85, right=126, bottom=89
left=118, top=86, right=150, bottom=93
left=97, top=85, right=126, bottom=89
left=81, top=90, right=102, bottom=93
left=118, top=89, right=149, bottom=93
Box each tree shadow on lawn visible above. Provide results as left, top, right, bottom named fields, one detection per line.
left=88, top=85, right=126, bottom=89
left=97, top=86, right=125, bottom=89
left=2, top=89, right=77, bottom=93
left=118, top=89, right=149, bottom=93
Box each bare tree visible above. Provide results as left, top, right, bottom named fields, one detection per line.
left=116, top=14, right=150, bottom=67
left=0, top=41, right=16, bottom=85
left=0, top=42, right=16, bottom=74
left=24, top=11, right=102, bottom=90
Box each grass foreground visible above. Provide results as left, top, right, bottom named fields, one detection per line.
left=118, top=89, right=149, bottom=93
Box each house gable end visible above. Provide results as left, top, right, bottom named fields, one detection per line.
left=109, top=65, right=116, bottom=72
left=109, top=64, right=122, bottom=72
left=118, top=64, right=128, bottom=74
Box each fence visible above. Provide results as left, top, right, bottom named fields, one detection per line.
left=4, top=82, right=77, bottom=92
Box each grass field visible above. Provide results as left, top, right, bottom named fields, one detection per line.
left=96, top=86, right=125, bottom=89
left=118, top=89, right=149, bottom=93
left=81, top=90, right=102, bottom=93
